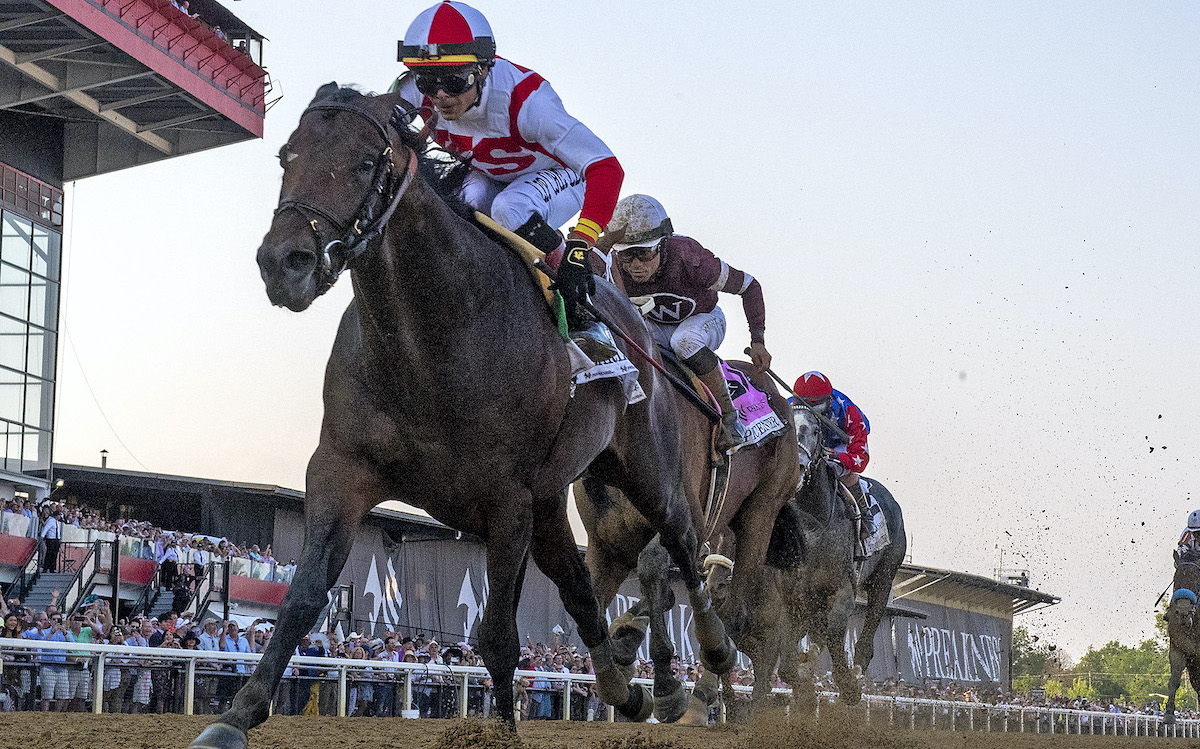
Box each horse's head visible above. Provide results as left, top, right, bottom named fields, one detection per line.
left=256, top=83, right=420, bottom=311
left=791, top=400, right=824, bottom=484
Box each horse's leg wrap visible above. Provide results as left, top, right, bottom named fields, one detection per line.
left=653, top=680, right=689, bottom=724
left=689, top=584, right=737, bottom=674
left=190, top=723, right=248, bottom=749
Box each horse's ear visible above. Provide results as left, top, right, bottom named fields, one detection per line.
left=311, top=82, right=341, bottom=105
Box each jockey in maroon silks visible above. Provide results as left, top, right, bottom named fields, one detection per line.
left=392, top=1, right=623, bottom=323
left=606, top=194, right=771, bottom=453
left=792, top=371, right=876, bottom=535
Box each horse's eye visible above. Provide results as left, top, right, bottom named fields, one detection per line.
left=358, top=159, right=376, bottom=173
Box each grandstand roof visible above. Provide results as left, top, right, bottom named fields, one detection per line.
left=0, top=0, right=269, bottom=181
left=48, top=463, right=461, bottom=542
left=893, top=562, right=1060, bottom=615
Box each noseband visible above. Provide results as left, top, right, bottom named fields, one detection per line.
left=273, top=99, right=421, bottom=294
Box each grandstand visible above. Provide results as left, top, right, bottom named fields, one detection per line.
left=2, top=462, right=1059, bottom=693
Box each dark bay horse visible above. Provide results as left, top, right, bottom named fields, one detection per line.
left=191, top=84, right=733, bottom=748
left=1165, top=556, right=1200, bottom=724
left=576, top=360, right=800, bottom=722
left=706, top=403, right=906, bottom=712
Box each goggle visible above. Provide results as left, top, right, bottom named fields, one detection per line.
left=616, top=244, right=661, bottom=264
left=414, top=67, right=479, bottom=97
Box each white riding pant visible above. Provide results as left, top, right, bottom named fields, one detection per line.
left=648, top=307, right=727, bottom=362
left=460, top=167, right=585, bottom=233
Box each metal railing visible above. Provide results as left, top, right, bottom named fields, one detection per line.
left=2, top=637, right=1199, bottom=735
left=58, top=541, right=104, bottom=617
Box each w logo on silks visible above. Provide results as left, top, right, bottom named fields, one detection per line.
left=648, top=293, right=697, bottom=324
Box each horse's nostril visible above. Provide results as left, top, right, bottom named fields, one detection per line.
left=285, top=250, right=315, bottom=272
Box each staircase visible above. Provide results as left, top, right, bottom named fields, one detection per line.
left=22, top=572, right=74, bottom=615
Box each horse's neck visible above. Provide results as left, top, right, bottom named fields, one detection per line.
left=796, top=463, right=840, bottom=526
left=349, top=185, right=522, bottom=366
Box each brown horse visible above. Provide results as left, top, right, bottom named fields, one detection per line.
left=706, top=402, right=907, bottom=713
left=576, top=358, right=800, bottom=722
left=190, top=84, right=734, bottom=748
left=1165, top=556, right=1200, bottom=724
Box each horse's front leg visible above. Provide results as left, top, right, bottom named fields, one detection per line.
left=821, top=586, right=861, bottom=706
left=191, top=449, right=378, bottom=749
left=478, top=493, right=533, bottom=727
left=635, top=538, right=697, bottom=724
left=1165, top=646, right=1186, bottom=724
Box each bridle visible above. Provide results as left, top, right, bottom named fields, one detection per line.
left=273, top=99, right=422, bottom=295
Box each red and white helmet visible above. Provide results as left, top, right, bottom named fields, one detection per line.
left=399, top=1, right=496, bottom=68
left=793, top=371, right=833, bottom=403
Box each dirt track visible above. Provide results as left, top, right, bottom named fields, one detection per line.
left=1, top=712, right=1196, bottom=749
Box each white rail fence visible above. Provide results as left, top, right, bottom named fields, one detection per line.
left=1, top=638, right=1197, bottom=736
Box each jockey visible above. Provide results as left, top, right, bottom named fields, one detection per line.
left=606, top=194, right=771, bottom=453
left=1177, top=510, right=1200, bottom=561
left=792, top=371, right=876, bottom=535
left=392, top=1, right=623, bottom=322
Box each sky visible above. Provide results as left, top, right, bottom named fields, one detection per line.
left=50, top=1, right=1199, bottom=659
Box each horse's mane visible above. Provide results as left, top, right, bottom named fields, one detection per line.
left=310, top=84, right=474, bottom=221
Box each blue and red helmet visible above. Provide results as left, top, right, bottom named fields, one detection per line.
left=793, top=371, right=833, bottom=403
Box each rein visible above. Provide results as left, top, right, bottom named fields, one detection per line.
left=273, top=100, right=422, bottom=294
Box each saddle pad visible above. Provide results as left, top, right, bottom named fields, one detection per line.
left=568, top=322, right=646, bottom=405
left=860, top=484, right=890, bottom=557
left=720, top=361, right=787, bottom=448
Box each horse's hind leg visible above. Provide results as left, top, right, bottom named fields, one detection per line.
left=530, top=488, right=653, bottom=721
left=191, top=451, right=376, bottom=749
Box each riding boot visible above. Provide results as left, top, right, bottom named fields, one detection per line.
left=695, top=364, right=747, bottom=453
left=848, top=480, right=877, bottom=536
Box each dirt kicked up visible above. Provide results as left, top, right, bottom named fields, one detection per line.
left=0, top=709, right=1194, bottom=749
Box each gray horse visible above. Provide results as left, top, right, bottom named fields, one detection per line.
left=1165, top=556, right=1200, bottom=724
left=706, top=403, right=907, bottom=712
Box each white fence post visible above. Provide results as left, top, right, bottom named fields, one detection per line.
left=337, top=665, right=348, bottom=717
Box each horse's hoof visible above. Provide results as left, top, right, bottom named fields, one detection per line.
left=679, top=694, right=710, bottom=726
left=191, top=723, right=248, bottom=749
left=653, top=683, right=688, bottom=723
left=617, top=684, right=655, bottom=723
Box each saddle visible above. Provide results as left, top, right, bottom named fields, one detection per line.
left=474, top=212, right=644, bottom=405
left=659, top=349, right=789, bottom=542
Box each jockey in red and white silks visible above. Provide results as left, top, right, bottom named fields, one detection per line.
left=394, top=57, right=622, bottom=238
left=394, top=2, right=622, bottom=321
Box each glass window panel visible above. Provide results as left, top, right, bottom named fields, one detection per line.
left=30, top=277, right=56, bottom=331
left=31, top=225, right=59, bottom=280
left=0, top=315, right=25, bottom=372
left=0, top=265, right=29, bottom=320
left=0, top=369, right=23, bottom=424
left=23, top=380, right=41, bottom=429
left=23, top=429, right=48, bottom=471
left=4, top=431, right=20, bottom=473
left=26, top=328, right=53, bottom=380
left=1, top=214, right=32, bottom=271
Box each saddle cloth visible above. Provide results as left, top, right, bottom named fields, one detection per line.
left=569, top=323, right=646, bottom=405
left=659, top=349, right=787, bottom=449
left=859, top=481, right=890, bottom=557
left=721, top=361, right=787, bottom=448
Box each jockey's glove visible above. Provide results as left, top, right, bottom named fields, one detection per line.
left=554, top=239, right=596, bottom=313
